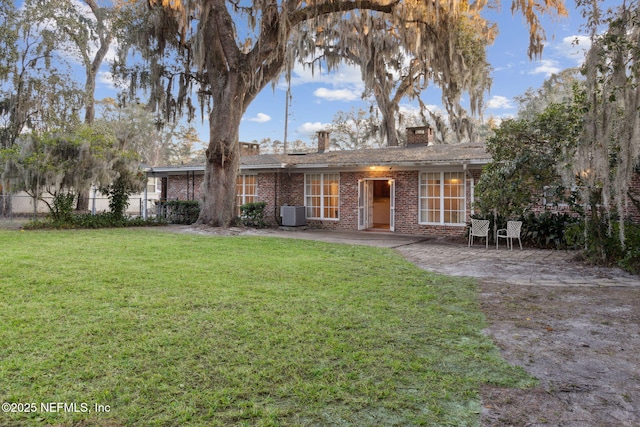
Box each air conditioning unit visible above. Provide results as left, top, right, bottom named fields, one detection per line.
left=280, top=206, right=306, bottom=227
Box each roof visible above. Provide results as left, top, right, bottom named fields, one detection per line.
left=146, top=143, right=490, bottom=175
left=242, top=143, right=489, bottom=170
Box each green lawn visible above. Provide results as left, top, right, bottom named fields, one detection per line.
left=0, top=228, right=534, bottom=426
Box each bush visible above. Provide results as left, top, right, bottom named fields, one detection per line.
left=520, top=212, right=580, bottom=249
left=165, top=200, right=200, bottom=224
left=618, top=223, right=640, bottom=274
left=50, top=192, right=76, bottom=223
left=240, top=201, right=267, bottom=228
left=23, top=213, right=166, bottom=230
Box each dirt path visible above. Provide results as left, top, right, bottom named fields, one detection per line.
left=395, top=241, right=640, bottom=427
left=477, top=282, right=639, bottom=426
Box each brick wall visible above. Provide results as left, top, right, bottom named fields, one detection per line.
left=253, top=168, right=476, bottom=238
left=160, top=164, right=640, bottom=238
left=167, top=173, right=202, bottom=201
left=406, top=126, right=434, bottom=145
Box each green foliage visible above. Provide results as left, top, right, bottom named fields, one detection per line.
left=49, top=191, right=76, bottom=223
left=475, top=84, right=583, bottom=219
left=23, top=213, right=166, bottom=229
left=102, top=179, right=130, bottom=219
left=520, top=211, right=581, bottom=249
left=618, top=223, right=640, bottom=274
left=240, top=201, right=267, bottom=228
left=165, top=200, right=200, bottom=224
left=568, top=217, right=640, bottom=274
left=100, top=169, right=145, bottom=219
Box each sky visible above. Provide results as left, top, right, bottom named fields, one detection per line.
left=233, top=3, right=595, bottom=145
left=87, top=0, right=621, bottom=148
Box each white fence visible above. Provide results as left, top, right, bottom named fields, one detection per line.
left=0, top=192, right=160, bottom=219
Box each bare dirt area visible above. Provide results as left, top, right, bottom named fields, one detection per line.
left=478, top=281, right=639, bottom=427
left=395, top=240, right=640, bottom=427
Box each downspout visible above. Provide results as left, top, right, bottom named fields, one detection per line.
left=463, top=162, right=474, bottom=216
left=275, top=170, right=280, bottom=226
left=143, top=179, right=148, bottom=219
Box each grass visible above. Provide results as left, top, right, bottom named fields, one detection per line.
left=0, top=228, right=534, bottom=426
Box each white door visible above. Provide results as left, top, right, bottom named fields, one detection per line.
left=389, top=179, right=395, bottom=232
left=358, top=179, right=373, bottom=230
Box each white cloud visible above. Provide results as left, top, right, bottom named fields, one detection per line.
left=313, top=87, right=361, bottom=102
left=296, top=122, right=330, bottom=135
left=528, top=59, right=562, bottom=77
left=555, top=35, right=591, bottom=66
left=486, top=95, right=515, bottom=110
left=287, top=62, right=363, bottom=87
left=98, top=71, right=119, bottom=90
left=282, top=62, right=364, bottom=103
left=246, top=112, right=272, bottom=123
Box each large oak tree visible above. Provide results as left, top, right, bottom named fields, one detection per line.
left=124, top=0, right=566, bottom=227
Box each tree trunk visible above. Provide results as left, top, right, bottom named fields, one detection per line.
left=375, top=91, right=398, bottom=147
left=195, top=87, right=244, bottom=227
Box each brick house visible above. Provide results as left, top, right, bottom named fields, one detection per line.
left=146, top=126, right=491, bottom=238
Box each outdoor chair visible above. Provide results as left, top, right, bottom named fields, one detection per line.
left=468, top=219, right=490, bottom=249
left=496, top=220, right=523, bottom=250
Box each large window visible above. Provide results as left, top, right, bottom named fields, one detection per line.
left=236, top=174, right=257, bottom=215
left=305, top=173, right=339, bottom=220
left=419, top=172, right=465, bottom=225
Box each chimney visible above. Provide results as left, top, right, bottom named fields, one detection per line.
left=317, top=130, right=330, bottom=153
left=406, top=126, right=434, bottom=146
left=240, top=142, right=260, bottom=156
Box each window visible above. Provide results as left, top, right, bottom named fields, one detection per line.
left=305, top=173, right=339, bottom=220
left=419, top=172, right=465, bottom=225
left=236, top=175, right=257, bottom=215
left=147, top=177, right=159, bottom=193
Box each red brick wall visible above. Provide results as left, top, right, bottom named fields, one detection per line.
left=406, top=126, right=435, bottom=145
left=167, top=173, right=202, bottom=201
left=253, top=169, right=477, bottom=238
left=161, top=167, right=485, bottom=237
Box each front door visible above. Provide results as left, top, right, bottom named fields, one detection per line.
left=358, top=178, right=395, bottom=231
left=358, top=179, right=373, bottom=230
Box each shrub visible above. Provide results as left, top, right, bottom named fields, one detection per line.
left=23, top=213, right=166, bottom=230
left=165, top=200, right=200, bottom=224
left=520, top=212, right=580, bottom=249
left=49, top=192, right=76, bottom=223
left=618, top=223, right=640, bottom=273
left=240, top=201, right=267, bottom=228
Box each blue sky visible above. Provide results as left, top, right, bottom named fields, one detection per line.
left=87, top=1, right=619, bottom=147
left=235, top=3, right=596, bottom=145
